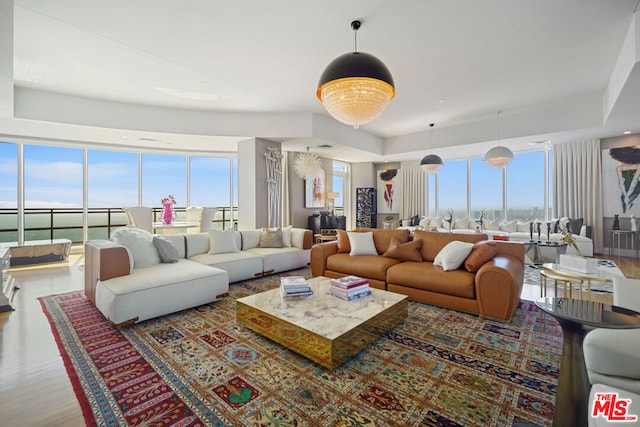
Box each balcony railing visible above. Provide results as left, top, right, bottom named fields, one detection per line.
left=0, top=207, right=238, bottom=245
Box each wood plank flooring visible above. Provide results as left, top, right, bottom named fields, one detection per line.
left=0, top=253, right=637, bottom=426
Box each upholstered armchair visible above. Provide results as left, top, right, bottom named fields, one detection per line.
left=583, top=276, right=640, bottom=394
left=122, top=206, right=153, bottom=233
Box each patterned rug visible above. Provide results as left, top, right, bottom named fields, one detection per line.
left=40, top=268, right=562, bottom=426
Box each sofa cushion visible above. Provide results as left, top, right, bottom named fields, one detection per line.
left=434, top=241, right=474, bottom=271
left=208, top=229, right=240, bottom=254
left=282, top=225, right=293, bottom=247
left=584, top=328, right=640, bottom=379
left=348, top=231, right=377, bottom=256
left=387, top=262, right=476, bottom=299
left=500, top=220, right=517, bottom=232
left=327, top=253, right=401, bottom=281
left=383, top=235, right=422, bottom=262
left=241, top=229, right=262, bottom=250
left=454, top=217, right=470, bottom=229
left=337, top=229, right=350, bottom=253
left=357, top=228, right=411, bottom=254
left=290, top=228, right=307, bottom=249
left=111, top=227, right=161, bottom=269
left=153, top=236, right=179, bottom=263
left=259, top=227, right=284, bottom=248
left=414, top=230, right=487, bottom=262
left=568, top=217, right=584, bottom=235
left=516, top=221, right=531, bottom=232
left=485, top=219, right=501, bottom=231
left=464, top=241, right=498, bottom=273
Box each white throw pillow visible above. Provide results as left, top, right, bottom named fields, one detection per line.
left=208, top=229, right=240, bottom=254
left=111, top=227, right=161, bottom=269
left=291, top=228, right=306, bottom=249
left=454, top=217, right=470, bottom=229
left=348, top=231, right=378, bottom=256
left=484, top=219, right=501, bottom=231
left=500, top=220, right=517, bottom=233
left=516, top=221, right=531, bottom=232
left=240, top=229, right=262, bottom=250
left=434, top=241, right=474, bottom=271
left=429, top=218, right=443, bottom=228
left=282, top=225, right=293, bottom=247
left=418, top=217, right=430, bottom=228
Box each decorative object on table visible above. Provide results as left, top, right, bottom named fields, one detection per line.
left=264, top=147, right=283, bottom=228
left=379, top=169, right=397, bottom=211
left=484, top=111, right=514, bottom=168
left=420, top=123, right=443, bottom=173
left=529, top=221, right=534, bottom=242
left=631, top=215, right=637, bottom=232
left=280, top=276, right=313, bottom=299
left=443, top=209, right=453, bottom=231
left=475, top=209, right=486, bottom=231
left=559, top=221, right=584, bottom=257
left=160, top=195, right=176, bottom=225
left=304, top=168, right=325, bottom=208
left=316, top=20, right=395, bottom=129
left=329, top=275, right=371, bottom=301
left=613, top=214, right=620, bottom=230
left=294, top=147, right=322, bottom=180
left=536, top=221, right=541, bottom=242
left=559, top=254, right=598, bottom=274
left=546, top=222, right=552, bottom=243
left=326, top=192, right=339, bottom=215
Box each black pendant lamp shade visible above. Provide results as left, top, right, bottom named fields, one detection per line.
left=420, top=123, right=443, bottom=173
left=317, top=20, right=395, bottom=128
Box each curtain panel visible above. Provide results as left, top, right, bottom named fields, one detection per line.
left=552, top=139, right=603, bottom=253
left=399, top=160, right=426, bottom=220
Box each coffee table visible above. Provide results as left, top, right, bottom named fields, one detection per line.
left=236, top=276, right=408, bottom=369
left=536, top=297, right=640, bottom=427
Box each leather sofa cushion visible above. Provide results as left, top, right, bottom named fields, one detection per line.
left=387, top=261, right=476, bottom=299
left=327, top=253, right=401, bottom=281
left=383, top=236, right=422, bottom=262
left=414, top=230, right=487, bottom=262
left=464, top=241, right=498, bottom=272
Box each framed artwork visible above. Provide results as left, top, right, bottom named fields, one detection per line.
left=602, top=147, right=640, bottom=217
left=305, top=169, right=325, bottom=208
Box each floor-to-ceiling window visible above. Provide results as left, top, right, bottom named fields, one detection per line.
left=190, top=156, right=235, bottom=230
left=24, top=145, right=84, bottom=242
left=332, top=161, right=349, bottom=218
left=0, top=143, right=18, bottom=242
left=506, top=151, right=545, bottom=220
left=438, top=159, right=468, bottom=218
left=469, top=157, right=503, bottom=220
left=87, top=150, right=138, bottom=240
left=141, top=153, right=187, bottom=210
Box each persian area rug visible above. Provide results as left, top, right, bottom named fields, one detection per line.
left=40, top=268, right=562, bottom=427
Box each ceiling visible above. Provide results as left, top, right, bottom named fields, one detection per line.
left=6, top=0, right=640, bottom=162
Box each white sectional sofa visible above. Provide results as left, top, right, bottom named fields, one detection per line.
left=400, top=216, right=593, bottom=257
left=85, top=227, right=313, bottom=327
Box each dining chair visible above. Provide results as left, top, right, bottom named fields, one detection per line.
left=122, top=206, right=153, bottom=233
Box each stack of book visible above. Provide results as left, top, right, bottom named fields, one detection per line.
left=280, top=276, right=313, bottom=298
left=329, top=275, right=371, bottom=301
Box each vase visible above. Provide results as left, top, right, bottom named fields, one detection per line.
left=162, top=204, right=174, bottom=225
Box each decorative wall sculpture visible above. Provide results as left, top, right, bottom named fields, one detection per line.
left=602, top=146, right=640, bottom=216
left=264, top=147, right=283, bottom=228
left=356, top=187, right=377, bottom=228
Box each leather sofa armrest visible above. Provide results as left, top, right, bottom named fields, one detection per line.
left=310, top=241, right=339, bottom=277
left=474, top=254, right=524, bottom=321
left=494, top=241, right=525, bottom=264
left=302, top=229, right=313, bottom=250
left=84, top=240, right=132, bottom=305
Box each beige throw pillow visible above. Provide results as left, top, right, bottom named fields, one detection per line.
left=259, top=227, right=284, bottom=248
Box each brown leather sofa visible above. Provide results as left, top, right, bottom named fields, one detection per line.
left=310, top=229, right=525, bottom=321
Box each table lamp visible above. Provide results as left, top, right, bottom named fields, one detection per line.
left=327, top=192, right=339, bottom=215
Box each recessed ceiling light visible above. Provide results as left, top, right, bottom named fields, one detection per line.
left=623, top=131, right=632, bottom=135
left=439, top=99, right=444, bottom=103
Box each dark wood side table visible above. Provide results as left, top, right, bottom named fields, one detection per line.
left=535, top=297, right=640, bottom=427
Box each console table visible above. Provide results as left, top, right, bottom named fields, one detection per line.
left=307, top=215, right=346, bottom=236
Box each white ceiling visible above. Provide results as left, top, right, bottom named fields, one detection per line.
left=7, top=0, right=640, bottom=162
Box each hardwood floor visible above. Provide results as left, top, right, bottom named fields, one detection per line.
left=0, top=253, right=637, bottom=426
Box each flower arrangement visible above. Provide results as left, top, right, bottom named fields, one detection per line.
left=161, top=195, right=176, bottom=206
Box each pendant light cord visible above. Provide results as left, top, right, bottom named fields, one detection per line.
left=351, top=20, right=361, bottom=53
left=429, top=123, right=435, bottom=153
left=496, top=111, right=501, bottom=147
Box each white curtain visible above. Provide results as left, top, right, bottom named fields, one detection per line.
left=281, top=152, right=290, bottom=227
left=399, top=160, right=426, bottom=220
left=553, top=139, right=603, bottom=253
